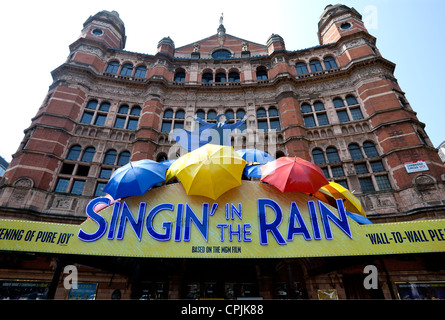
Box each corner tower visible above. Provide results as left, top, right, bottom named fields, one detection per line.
left=318, top=4, right=368, bottom=45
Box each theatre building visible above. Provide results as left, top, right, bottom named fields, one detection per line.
left=1, top=4, right=445, bottom=300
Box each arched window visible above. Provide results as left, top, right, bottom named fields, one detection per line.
left=256, top=67, right=268, bottom=80
left=256, top=107, right=280, bottom=132
left=134, top=66, right=147, bottom=78
left=196, top=109, right=205, bottom=119
left=81, top=99, right=110, bottom=126
left=81, top=147, right=95, bottom=162
left=301, top=102, right=329, bottom=127
left=118, top=105, right=129, bottom=114
left=309, top=59, right=323, bottom=72
left=174, top=70, right=186, bottom=82
left=215, top=72, right=226, bottom=83
left=163, top=109, right=173, bottom=119
left=348, top=143, right=363, bottom=160
left=312, top=148, right=326, bottom=165
left=363, top=141, right=379, bottom=157
left=333, top=97, right=345, bottom=108
left=202, top=72, right=213, bottom=83
left=207, top=110, right=217, bottom=122
left=296, top=62, right=309, bottom=75
left=117, top=151, right=131, bottom=166
left=301, top=103, right=312, bottom=114
left=212, top=49, right=231, bottom=60
left=104, top=149, right=117, bottom=165
left=105, top=61, right=119, bottom=74
left=346, top=95, right=358, bottom=105
left=130, top=106, right=141, bottom=116
left=67, top=145, right=81, bottom=161
left=228, top=71, right=240, bottom=82
left=323, top=56, right=338, bottom=70
left=120, top=63, right=133, bottom=76
left=235, top=109, right=246, bottom=131
left=326, top=147, right=341, bottom=163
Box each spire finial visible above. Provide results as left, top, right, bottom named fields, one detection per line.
left=219, top=12, right=224, bottom=25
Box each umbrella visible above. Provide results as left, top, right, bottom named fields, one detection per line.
left=174, top=144, right=246, bottom=200
left=346, top=211, right=373, bottom=224
left=236, top=149, right=275, bottom=164
left=243, top=164, right=263, bottom=178
left=103, top=159, right=168, bottom=199
left=165, top=153, right=192, bottom=182
left=260, top=157, right=328, bottom=194
left=320, top=181, right=366, bottom=216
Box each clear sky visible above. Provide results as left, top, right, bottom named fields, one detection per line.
left=1, top=0, right=444, bottom=162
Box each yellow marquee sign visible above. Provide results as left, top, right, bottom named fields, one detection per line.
left=0, top=181, right=444, bottom=258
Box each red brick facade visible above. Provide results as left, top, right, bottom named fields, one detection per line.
left=0, top=5, right=444, bottom=300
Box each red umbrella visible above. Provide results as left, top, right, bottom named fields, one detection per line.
left=260, top=157, right=328, bottom=194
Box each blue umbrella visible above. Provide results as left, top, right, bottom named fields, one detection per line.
left=243, top=164, right=263, bottom=178
left=236, top=149, right=275, bottom=164
left=160, top=159, right=176, bottom=169
left=103, top=159, right=168, bottom=199
left=346, top=211, right=373, bottom=225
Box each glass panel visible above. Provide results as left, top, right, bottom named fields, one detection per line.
left=312, top=149, right=326, bottom=164
left=268, top=107, right=279, bottom=117
left=118, top=105, right=129, bottom=114
left=317, top=113, right=329, bottom=126
left=161, top=121, right=172, bottom=132
left=326, top=147, right=340, bottom=162
left=134, top=66, right=147, bottom=78
left=67, top=145, right=81, bottom=161
left=309, top=60, right=323, bottom=72
left=303, top=115, right=316, bottom=127
left=80, top=112, right=94, bottom=124
left=99, top=168, right=112, bottom=179
left=370, top=161, right=385, bottom=172
left=256, top=108, right=267, bottom=118
left=337, top=110, right=350, bottom=123
left=363, top=142, right=379, bottom=157
left=81, top=147, right=95, bottom=162
left=114, top=117, right=126, bottom=129
left=331, top=166, right=345, bottom=177
left=349, top=144, right=364, bottom=159
left=212, top=49, right=231, bottom=59
left=130, top=107, right=141, bottom=116
left=120, top=64, right=133, bottom=76
left=55, top=178, right=70, bottom=193
left=94, top=114, right=107, bottom=126
left=127, top=119, right=138, bottom=130
left=323, top=57, right=338, bottom=69
left=118, top=151, right=130, bottom=166
left=86, top=100, right=98, bottom=110
left=354, top=163, right=369, bottom=174
left=257, top=119, right=268, bottom=131
left=346, top=95, right=358, bottom=105
left=333, top=98, right=345, bottom=108
left=104, top=150, right=117, bottom=165
left=350, top=107, right=364, bottom=120
left=376, top=175, right=392, bottom=190
left=175, top=110, right=185, bottom=119
left=301, top=103, right=312, bottom=113
left=105, top=61, right=119, bottom=74
left=163, top=109, right=173, bottom=118
left=95, top=182, right=107, bottom=197
left=99, top=102, right=110, bottom=112
left=70, top=180, right=85, bottom=195
left=269, top=119, right=281, bottom=131
left=359, top=177, right=375, bottom=192
left=296, top=62, right=309, bottom=75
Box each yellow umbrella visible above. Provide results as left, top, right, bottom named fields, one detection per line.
left=319, top=182, right=366, bottom=216
left=165, top=152, right=192, bottom=182
left=174, top=144, right=246, bottom=200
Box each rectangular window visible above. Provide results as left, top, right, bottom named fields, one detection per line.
left=321, top=167, right=330, bottom=178
left=173, top=121, right=184, bottom=130
left=114, top=117, right=126, bottom=129
left=60, top=163, right=75, bottom=175
left=269, top=119, right=281, bottom=131
left=161, top=121, right=172, bottom=133
left=100, top=168, right=112, bottom=179
left=94, top=114, right=107, bottom=126
left=80, top=112, right=94, bottom=124
left=95, top=182, right=108, bottom=197
left=127, top=119, right=139, bottom=130
left=376, top=175, right=392, bottom=191
left=316, top=113, right=329, bottom=126
left=303, top=115, right=316, bottom=128
left=257, top=120, right=268, bottom=132
left=354, top=163, right=369, bottom=174
left=337, top=110, right=350, bottom=123
left=370, top=161, right=385, bottom=172
left=336, top=179, right=349, bottom=189
left=350, top=107, right=364, bottom=120
left=55, top=178, right=70, bottom=193
left=331, top=166, right=345, bottom=177
left=359, top=177, right=375, bottom=193
left=70, top=180, right=85, bottom=195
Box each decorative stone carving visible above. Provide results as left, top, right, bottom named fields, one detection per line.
left=13, top=177, right=34, bottom=189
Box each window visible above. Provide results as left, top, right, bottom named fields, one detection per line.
left=134, top=66, right=147, bottom=78
left=67, top=145, right=81, bottom=161
left=215, top=72, right=226, bottom=83
left=174, top=70, right=186, bottom=82
left=55, top=178, right=70, bottom=193
left=228, top=72, right=240, bottom=82
left=117, top=151, right=131, bottom=166
left=333, top=96, right=364, bottom=123
left=80, top=99, right=110, bottom=126
left=326, top=147, right=340, bottom=163
left=212, top=49, right=231, bottom=60
left=104, top=149, right=117, bottom=165
left=309, top=59, right=323, bottom=72
left=354, top=163, right=369, bottom=174
left=162, top=109, right=185, bottom=132
left=375, top=175, right=392, bottom=191
left=348, top=144, right=363, bottom=160
left=363, top=142, right=379, bottom=157
left=81, top=147, right=95, bottom=162
left=256, top=67, right=268, bottom=80
left=202, top=72, right=213, bottom=83
left=114, top=105, right=140, bottom=130
left=359, top=177, right=375, bottom=192
left=296, top=62, right=309, bottom=75
left=120, top=63, right=133, bottom=76
left=256, top=107, right=280, bottom=132
left=312, top=149, right=326, bottom=165
left=105, top=61, right=119, bottom=74
left=331, top=166, right=345, bottom=177
left=300, top=101, right=329, bottom=127
left=323, top=56, right=338, bottom=70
